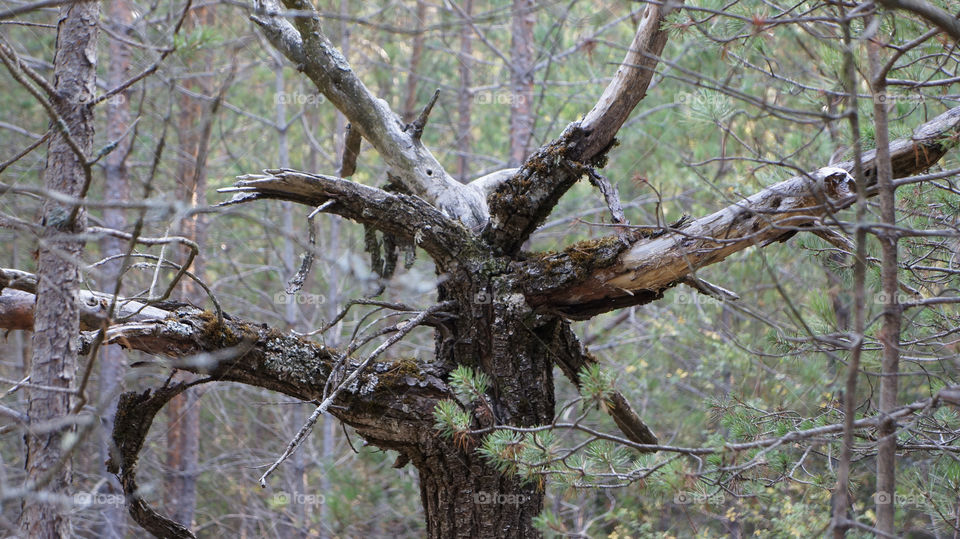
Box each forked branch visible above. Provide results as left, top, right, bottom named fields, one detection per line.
left=482, top=1, right=681, bottom=253
left=525, top=106, right=960, bottom=318
left=250, top=0, right=487, bottom=227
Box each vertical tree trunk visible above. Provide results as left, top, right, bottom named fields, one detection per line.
left=831, top=16, right=868, bottom=535
left=403, top=0, right=427, bottom=123
left=164, top=7, right=215, bottom=526
left=456, top=0, right=473, bottom=181
left=272, top=56, right=311, bottom=538
left=869, top=37, right=901, bottom=536
left=508, top=0, right=535, bottom=167
left=20, top=0, right=99, bottom=536
left=98, top=0, right=133, bottom=536
left=417, top=443, right=544, bottom=538
left=412, top=278, right=558, bottom=537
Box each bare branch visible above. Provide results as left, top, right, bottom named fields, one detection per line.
left=482, top=1, right=681, bottom=254
left=257, top=301, right=453, bottom=487
left=549, top=322, right=658, bottom=447
left=525, top=106, right=960, bottom=318
left=219, top=169, right=473, bottom=267
left=877, top=0, right=960, bottom=42
left=576, top=0, right=682, bottom=158
left=0, top=0, right=73, bottom=19
left=250, top=0, right=487, bottom=226
left=407, top=88, right=440, bottom=141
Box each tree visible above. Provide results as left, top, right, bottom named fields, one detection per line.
left=2, top=0, right=960, bottom=537
left=98, top=0, right=134, bottom=535
left=5, top=0, right=100, bottom=536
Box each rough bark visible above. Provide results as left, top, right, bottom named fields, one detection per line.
left=19, top=0, right=99, bottom=536
left=530, top=106, right=960, bottom=318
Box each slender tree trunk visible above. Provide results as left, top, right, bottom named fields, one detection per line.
left=19, top=0, right=99, bottom=536
left=870, top=35, right=901, bottom=537
left=831, top=14, right=867, bottom=537
left=272, top=56, right=311, bottom=538
left=403, top=0, right=427, bottom=123
left=508, top=0, right=535, bottom=167
left=164, top=7, right=215, bottom=526
left=98, top=0, right=134, bottom=536
left=456, top=0, right=473, bottom=181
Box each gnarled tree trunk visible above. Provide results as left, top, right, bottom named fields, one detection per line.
left=411, top=274, right=555, bottom=536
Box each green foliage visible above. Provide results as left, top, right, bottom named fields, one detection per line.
left=448, top=364, right=491, bottom=405
left=432, top=399, right=471, bottom=440
left=578, top=363, right=615, bottom=402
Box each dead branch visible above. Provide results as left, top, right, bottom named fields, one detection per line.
left=527, top=106, right=960, bottom=318
left=482, top=1, right=681, bottom=254
left=219, top=169, right=473, bottom=267
left=249, top=0, right=487, bottom=227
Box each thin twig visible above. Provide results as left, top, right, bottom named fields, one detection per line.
left=258, top=301, right=453, bottom=487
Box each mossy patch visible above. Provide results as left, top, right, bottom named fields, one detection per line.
left=376, top=357, right=426, bottom=385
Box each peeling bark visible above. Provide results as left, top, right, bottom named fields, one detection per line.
left=482, top=1, right=681, bottom=254
left=533, top=107, right=960, bottom=318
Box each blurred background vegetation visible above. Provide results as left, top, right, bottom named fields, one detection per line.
left=1, top=0, right=958, bottom=536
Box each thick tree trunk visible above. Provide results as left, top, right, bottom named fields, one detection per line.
left=410, top=272, right=559, bottom=537
left=20, top=0, right=99, bottom=536
left=416, top=440, right=544, bottom=538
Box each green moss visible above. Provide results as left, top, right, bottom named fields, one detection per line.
left=378, top=357, right=425, bottom=385
left=534, top=235, right=627, bottom=272
left=192, top=310, right=262, bottom=348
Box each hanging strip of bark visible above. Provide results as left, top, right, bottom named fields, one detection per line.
left=285, top=202, right=329, bottom=294
left=338, top=123, right=361, bottom=178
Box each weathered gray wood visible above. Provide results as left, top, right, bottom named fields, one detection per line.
left=481, top=1, right=681, bottom=254
left=250, top=0, right=488, bottom=227
left=540, top=107, right=960, bottom=316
